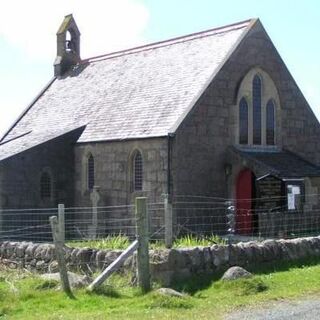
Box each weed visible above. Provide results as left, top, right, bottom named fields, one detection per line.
left=0, top=286, right=6, bottom=301
left=215, top=278, right=268, bottom=296
left=34, top=280, right=59, bottom=291
left=88, top=285, right=121, bottom=298
left=1, top=260, right=320, bottom=319
left=68, top=233, right=226, bottom=250
left=171, top=274, right=218, bottom=295
left=148, top=294, right=194, bottom=309
left=174, top=234, right=226, bottom=247
left=67, top=233, right=130, bottom=250
left=0, top=305, right=13, bottom=317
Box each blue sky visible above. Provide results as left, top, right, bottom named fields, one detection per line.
left=0, top=0, right=319, bottom=137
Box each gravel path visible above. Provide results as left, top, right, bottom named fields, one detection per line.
left=225, top=297, right=320, bottom=320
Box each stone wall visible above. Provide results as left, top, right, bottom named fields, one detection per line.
left=74, top=137, right=168, bottom=207
left=0, top=128, right=83, bottom=209
left=2, top=236, right=320, bottom=286
left=171, top=20, right=320, bottom=200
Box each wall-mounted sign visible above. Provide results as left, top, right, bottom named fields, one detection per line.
left=287, top=184, right=301, bottom=210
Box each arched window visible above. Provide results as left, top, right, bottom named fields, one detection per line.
left=40, top=172, right=52, bottom=199
left=252, top=75, right=262, bottom=145
left=87, top=154, right=95, bottom=190
left=266, top=100, right=275, bottom=145
left=65, top=29, right=76, bottom=52
left=133, top=151, right=143, bottom=191
left=237, top=68, right=279, bottom=147
left=239, top=98, right=248, bottom=144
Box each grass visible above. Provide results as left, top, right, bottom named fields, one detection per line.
left=67, top=234, right=131, bottom=250
left=1, top=259, right=320, bottom=319
left=67, top=234, right=226, bottom=250
left=173, top=234, right=226, bottom=247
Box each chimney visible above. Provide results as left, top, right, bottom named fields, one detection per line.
left=54, top=14, right=81, bottom=77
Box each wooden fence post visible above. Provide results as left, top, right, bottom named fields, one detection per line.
left=135, top=197, right=150, bottom=292
left=89, top=186, right=100, bottom=239
left=164, top=194, right=173, bottom=248
left=49, top=216, right=73, bottom=298
left=58, top=204, right=65, bottom=243
left=87, top=239, right=138, bottom=292
left=0, top=210, right=2, bottom=235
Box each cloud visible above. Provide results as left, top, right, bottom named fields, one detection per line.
left=0, top=0, right=149, bottom=60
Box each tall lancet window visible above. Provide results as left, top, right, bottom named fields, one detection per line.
left=239, top=97, right=249, bottom=145
left=252, top=75, right=262, bottom=144
left=87, top=154, right=95, bottom=190
left=133, top=151, right=143, bottom=191
left=266, top=99, right=275, bottom=145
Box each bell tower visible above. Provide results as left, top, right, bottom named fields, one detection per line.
left=54, top=14, right=81, bottom=77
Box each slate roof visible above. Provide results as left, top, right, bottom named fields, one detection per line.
left=233, top=148, right=320, bottom=178
left=0, top=125, right=85, bottom=162
left=0, top=19, right=253, bottom=160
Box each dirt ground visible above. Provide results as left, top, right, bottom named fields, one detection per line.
left=225, top=296, right=320, bottom=320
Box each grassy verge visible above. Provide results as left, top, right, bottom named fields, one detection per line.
left=1, top=259, right=320, bottom=319
left=67, top=234, right=226, bottom=250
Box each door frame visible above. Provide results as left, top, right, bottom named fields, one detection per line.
left=235, top=168, right=255, bottom=235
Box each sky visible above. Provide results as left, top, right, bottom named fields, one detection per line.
left=0, top=0, right=319, bottom=137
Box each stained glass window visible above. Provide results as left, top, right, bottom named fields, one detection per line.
left=266, top=99, right=275, bottom=145
left=239, top=97, right=248, bottom=144
left=252, top=75, right=262, bottom=144
left=87, top=154, right=95, bottom=190
left=133, top=151, right=143, bottom=191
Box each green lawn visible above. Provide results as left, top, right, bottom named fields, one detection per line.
left=1, top=260, right=320, bottom=320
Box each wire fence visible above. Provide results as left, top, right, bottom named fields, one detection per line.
left=173, top=195, right=227, bottom=238
left=0, top=202, right=165, bottom=243
left=1, top=193, right=320, bottom=244
left=0, top=207, right=56, bottom=242
left=172, top=193, right=320, bottom=242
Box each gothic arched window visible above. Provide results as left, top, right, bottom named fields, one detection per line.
left=239, top=97, right=248, bottom=145
left=87, top=154, right=95, bottom=190
left=252, top=75, right=262, bottom=145
left=237, top=69, right=279, bottom=146
left=133, top=151, right=143, bottom=191
left=266, top=99, right=275, bottom=145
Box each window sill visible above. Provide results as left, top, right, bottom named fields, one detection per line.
left=235, top=144, right=280, bottom=152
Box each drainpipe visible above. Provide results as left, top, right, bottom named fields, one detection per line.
left=167, top=133, right=175, bottom=199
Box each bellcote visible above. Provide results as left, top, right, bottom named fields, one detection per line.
left=54, top=14, right=81, bottom=77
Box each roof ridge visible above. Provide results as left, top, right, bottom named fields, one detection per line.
left=1, top=18, right=257, bottom=150
left=83, top=18, right=253, bottom=63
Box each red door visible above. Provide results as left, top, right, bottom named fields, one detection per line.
left=236, top=169, right=253, bottom=235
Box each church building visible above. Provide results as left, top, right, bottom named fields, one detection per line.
left=1, top=15, right=320, bottom=237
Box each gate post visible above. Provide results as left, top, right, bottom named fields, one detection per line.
left=58, top=204, right=65, bottom=243
left=135, top=197, right=150, bottom=292
left=164, top=194, right=173, bottom=248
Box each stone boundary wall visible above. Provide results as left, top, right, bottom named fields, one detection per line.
left=1, top=236, right=320, bottom=285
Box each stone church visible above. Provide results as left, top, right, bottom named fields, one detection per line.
left=1, top=15, right=320, bottom=236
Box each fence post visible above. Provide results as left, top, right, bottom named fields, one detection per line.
left=89, top=186, right=100, bottom=239
left=0, top=209, right=2, bottom=235
left=164, top=194, right=173, bottom=248
left=58, top=204, right=65, bottom=243
left=135, top=197, right=150, bottom=293
left=87, top=239, right=138, bottom=292
left=225, top=201, right=235, bottom=245
left=49, top=216, right=73, bottom=298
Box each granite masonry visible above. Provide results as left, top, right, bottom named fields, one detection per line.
left=1, top=236, right=320, bottom=285
left=1, top=17, right=320, bottom=240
